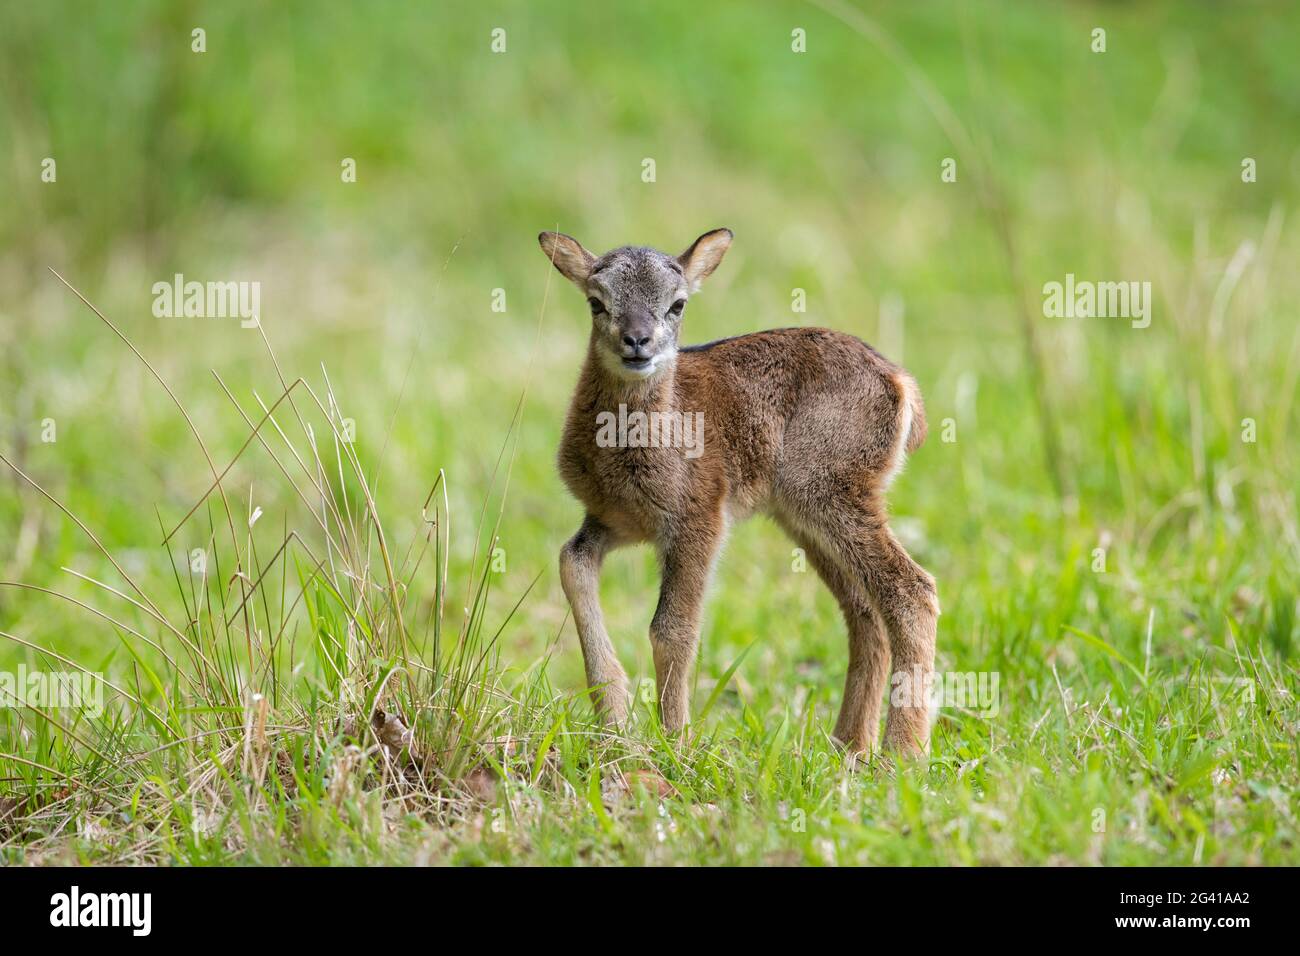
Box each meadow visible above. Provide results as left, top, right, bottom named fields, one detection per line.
left=1, top=0, right=1297, bottom=865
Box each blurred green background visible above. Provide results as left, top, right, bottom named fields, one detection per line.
left=1, top=1, right=1298, bottom=863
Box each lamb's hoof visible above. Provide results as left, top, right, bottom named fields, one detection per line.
left=830, top=735, right=876, bottom=772
left=882, top=716, right=931, bottom=761
left=881, top=735, right=930, bottom=764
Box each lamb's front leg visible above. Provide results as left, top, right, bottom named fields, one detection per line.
left=559, top=515, right=629, bottom=725
left=650, top=522, right=723, bottom=733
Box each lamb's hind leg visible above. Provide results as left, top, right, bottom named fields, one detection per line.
left=786, top=527, right=890, bottom=755
left=870, top=525, right=939, bottom=755
left=796, top=498, right=939, bottom=756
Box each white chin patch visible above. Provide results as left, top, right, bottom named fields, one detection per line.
left=601, top=347, right=674, bottom=381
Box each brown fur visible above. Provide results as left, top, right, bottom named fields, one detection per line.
left=546, top=229, right=938, bottom=756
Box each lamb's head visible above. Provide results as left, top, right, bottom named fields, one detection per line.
left=538, top=228, right=732, bottom=381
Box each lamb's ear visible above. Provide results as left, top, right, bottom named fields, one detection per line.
left=538, top=231, right=596, bottom=288
left=678, top=228, right=733, bottom=292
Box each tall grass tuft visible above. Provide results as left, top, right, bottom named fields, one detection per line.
left=0, top=277, right=544, bottom=863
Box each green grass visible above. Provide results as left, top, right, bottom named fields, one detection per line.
left=1, top=0, right=1297, bottom=865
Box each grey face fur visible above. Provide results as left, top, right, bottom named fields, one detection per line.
left=586, top=246, right=687, bottom=380
left=539, top=228, right=734, bottom=382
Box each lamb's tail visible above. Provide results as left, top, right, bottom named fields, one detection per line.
left=879, top=372, right=927, bottom=490
left=900, top=373, right=928, bottom=453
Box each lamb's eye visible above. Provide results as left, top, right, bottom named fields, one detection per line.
left=668, top=299, right=686, bottom=317
left=588, top=297, right=605, bottom=314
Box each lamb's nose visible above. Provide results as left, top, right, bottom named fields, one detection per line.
left=622, top=334, right=652, bottom=349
